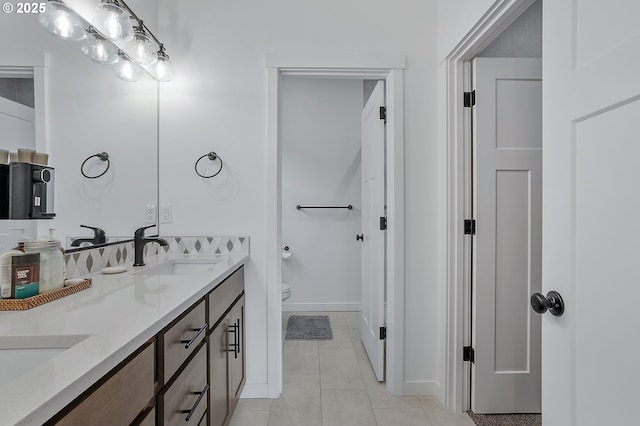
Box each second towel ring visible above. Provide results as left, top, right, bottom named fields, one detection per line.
left=81, top=152, right=110, bottom=179
left=195, top=152, right=224, bottom=178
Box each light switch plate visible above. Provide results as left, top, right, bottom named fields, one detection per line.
left=160, top=204, right=172, bottom=224
left=145, top=205, right=156, bottom=223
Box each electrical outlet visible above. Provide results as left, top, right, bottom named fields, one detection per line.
left=160, top=204, right=172, bottom=224
left=145, top=204, right=157, bottom=224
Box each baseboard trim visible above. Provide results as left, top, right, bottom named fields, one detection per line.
left=240, top=382, right=270, bottom=399
left=282, top=302, right=361, bottom=312
left=403, top=380, right=441, bottom=397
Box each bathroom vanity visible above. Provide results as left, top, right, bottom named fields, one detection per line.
left=0, top=253, right=247, bottom=426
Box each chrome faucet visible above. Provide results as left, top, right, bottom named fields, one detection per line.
left=133, top=225, right=168, bottom=266
left=70, top=225, right=107, bottom=247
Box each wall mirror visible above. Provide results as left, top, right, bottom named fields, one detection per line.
left=0, top=2, right=159, bottom=250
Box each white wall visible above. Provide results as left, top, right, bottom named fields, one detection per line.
left=281, top=77, right=362, bottom=312
left=0, top=0, right=158, bottom=248
left=158, top=0, right=440, bottom=397
left=437, top=0, right=497, bottom=60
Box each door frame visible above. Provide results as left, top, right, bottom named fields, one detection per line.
left=443, top=0, right=538, bottom=412
left=266, top=54, right=406, bottom=398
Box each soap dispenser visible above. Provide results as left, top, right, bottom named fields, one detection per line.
left=11, top=228, right=29, bottom=252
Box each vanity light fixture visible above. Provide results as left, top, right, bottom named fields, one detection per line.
left=122, top=22, right=157, bottom=66
left=39, top=0, right=174, bottom=81
left=90, top=0, right=133, bottom=42
left=112, top=50, right=144, bottom=82
left=147, top=45, right=174, bottom=82
left=81, top=27, right=119, bottom=64
left=39, top=0, right=86, bottom=41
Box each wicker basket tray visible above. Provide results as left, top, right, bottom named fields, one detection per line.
left=0, top=278, right=92, bottom=311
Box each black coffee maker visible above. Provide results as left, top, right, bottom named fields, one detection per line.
left=0, top=162, right=56, bottom=219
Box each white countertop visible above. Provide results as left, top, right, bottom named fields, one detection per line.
left=0, top=253, right=248, bottom=426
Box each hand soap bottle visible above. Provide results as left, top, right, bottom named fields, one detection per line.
left=11, top=228, right=29, bottom=252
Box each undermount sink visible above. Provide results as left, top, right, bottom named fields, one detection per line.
left=0, top=335, right=90, bottom=384
left=134, top=258, right=222, bottom=276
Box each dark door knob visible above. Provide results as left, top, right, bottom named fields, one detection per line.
left=531, top=291, right=565, bottom=316
left=356, top=234, right=364, bottom=241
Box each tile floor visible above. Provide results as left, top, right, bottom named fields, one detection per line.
left=229, top=311, right=476, bottom=426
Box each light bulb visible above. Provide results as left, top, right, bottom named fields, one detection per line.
left=123, top=26, right=157, bottom=65
left=91, top=0, right=133, bottom=41
left=39, top=1, right=86, bottom=41
left=113, top=52, right=144, bottom=82
left=148, top=50, right=174, bottom=82
left=81, top=28, right=119, bottom=64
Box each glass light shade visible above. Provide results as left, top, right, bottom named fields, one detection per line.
left=39, top=1, right=86, bottom=41
left=123, top=28, right=158, bottom=65
left=91, top=0, right=133, bottom=42
left=148, top=51, right=174, bottom=82
left=112, top=54, right=144, bottom=82
left=80, top=29, right=119, bottom=64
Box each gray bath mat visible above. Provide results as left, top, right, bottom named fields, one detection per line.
left=467, top=411, right=541, bottom=426
left=285, top=315, right=333, bottom=340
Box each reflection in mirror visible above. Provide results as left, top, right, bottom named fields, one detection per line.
left=0, top=72, right=37, bottom=246
left=0, top=0, right=159, bottom=250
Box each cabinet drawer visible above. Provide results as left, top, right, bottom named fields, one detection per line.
left=160, top=344, right=208, bottom=426
left=56, top=341, right=154, bottom=426
left=208, top=266, right=244, bottom=328
left=160, top=299, right=207, bottom=383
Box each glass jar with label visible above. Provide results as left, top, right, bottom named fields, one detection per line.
left=24, top=240, right=64, bottom=293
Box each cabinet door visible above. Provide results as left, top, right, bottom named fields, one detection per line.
left=228, top=295, right=245, bottom=412
left=209, top=313, right=230, bottom=426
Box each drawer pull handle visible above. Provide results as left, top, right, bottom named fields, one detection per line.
left=180, top=323, right=208, bottom=349
left=180, top=383, right=209, bottom=421
left=236, top=318, right=241, bottom=356
left=227, top=321, right=239, bottom=359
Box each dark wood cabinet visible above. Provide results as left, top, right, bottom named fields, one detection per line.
left=51, top=264, right=245, bottom=426
left=207, top=267, right=245, bottom=426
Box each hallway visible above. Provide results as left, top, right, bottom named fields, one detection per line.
left=229, top=312, right=475, bottom=426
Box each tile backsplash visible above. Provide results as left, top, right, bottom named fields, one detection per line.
left=64, top=236, right=249, bottom=278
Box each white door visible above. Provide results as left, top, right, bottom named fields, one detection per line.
left=360, top=80, right=386, bottom=381
left=543, top=1, right=640, bottom=425
left=472, top=58, right=542, bottom=413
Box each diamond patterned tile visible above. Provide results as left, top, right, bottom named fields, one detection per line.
left=63, top=236, right=248, bottom=278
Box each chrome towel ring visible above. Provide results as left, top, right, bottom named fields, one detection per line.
left=81, top=152, right=110, bottom=179
left=195, top=152, right=223, bottom=178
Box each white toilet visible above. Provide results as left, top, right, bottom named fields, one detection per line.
left=282, top=248, right=293, bottom=301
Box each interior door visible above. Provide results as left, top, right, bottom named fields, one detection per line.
left=360, top=80, right=386, bottom=381
left=542, top=1, right=640, bottom=425
left=472, top=58, right=542, bottom=413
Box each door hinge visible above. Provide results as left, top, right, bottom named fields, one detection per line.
left=464, top=219, right=476, bottom=235
left=463, top=346, right=475, bottom=363
left=379, top=106, right=387, bottom=122
left=463, top=90, right=476, bottom=107
left=380, top=216, right=387, bottom=230
left=379, top=326, right=386, bottom=340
